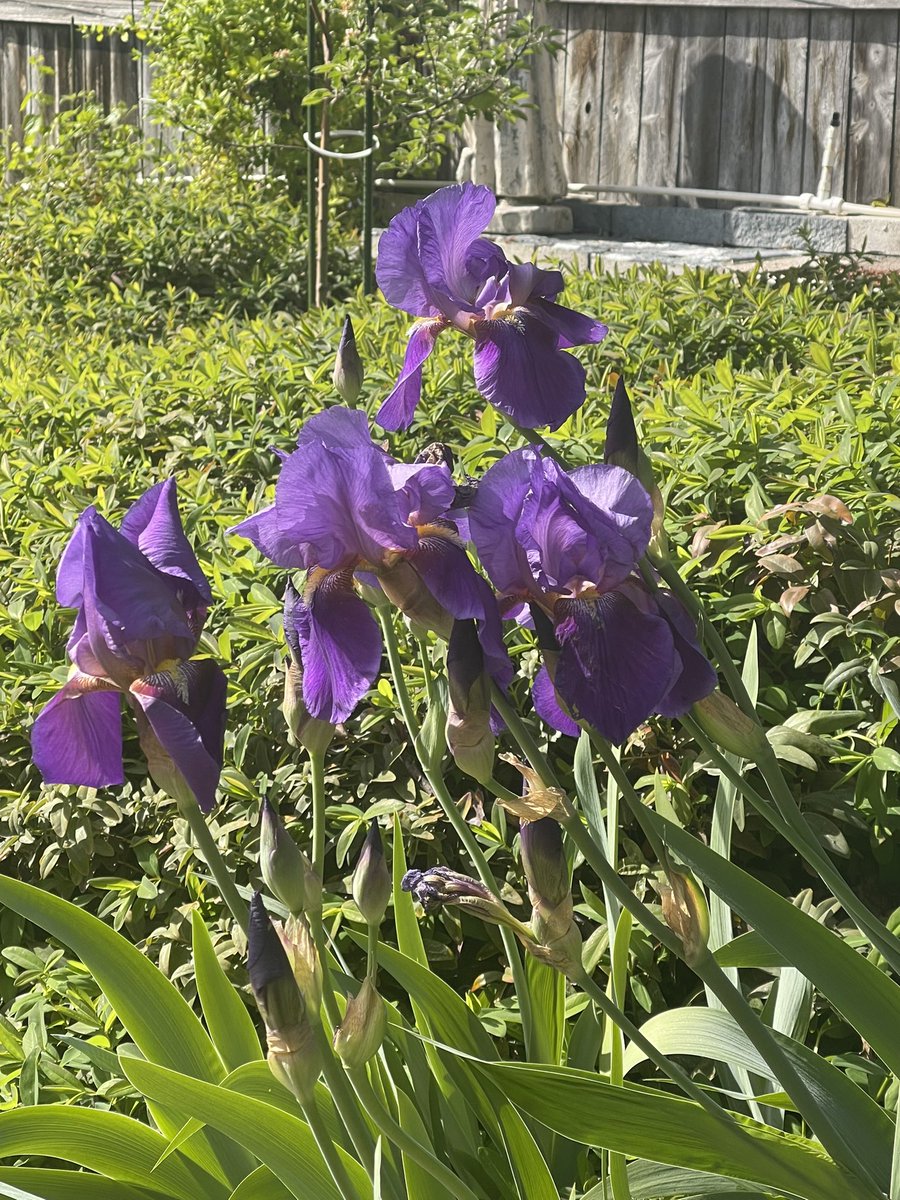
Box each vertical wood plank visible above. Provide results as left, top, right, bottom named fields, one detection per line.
left=82, top=27, right=109, bottom=109
left=1, top=22, right=28, bottom=147
left=803, top=12, right=852, bottom=198
left=678, top=8, right=726, bottom=199
left=718, top=8, right=767, bottom=193
left=547, top=1, right=568, bottom=159
left=760, top=9, right=810, bottom=195
left=109, top=30, right=139, bottom=124
left=562, top=2, right=604, bottom=187
left=848, top=11, right=899, bottom=203
left=637, top=5, right=683, bottom=204
left=597, top=5, right=644, bottom=200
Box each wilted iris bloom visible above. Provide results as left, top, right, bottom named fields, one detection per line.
left=230, top=407, right=511, bottom=725
left=468, top=448, right=716, bottom=744
left=375, top=183, right=608, bottom=431
left=31, top=480, right=226, bottom=811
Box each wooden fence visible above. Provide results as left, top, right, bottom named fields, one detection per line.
left=551, top=2, right=900, bottom=205
left=3, top=2, right=900, bottom=205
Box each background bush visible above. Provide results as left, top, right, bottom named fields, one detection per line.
left=1, top=242, right=899, bottom=1111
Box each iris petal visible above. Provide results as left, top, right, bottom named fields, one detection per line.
left=31, top=675, right=124, bottom=788
left=554, top=591, right=678, bottom=745
left=473, top=313, right=587, bottom=431
left=376, top=320, right=444, bottom=432
left=532, top=664, right=580, bottom=738
left=119, top=479, right=212, bottom=609
left=288, top=573, right=382, bottom=724
left=529, top=298, right=609, bottom=349
left=130, top=660, right=226, bottom=812
left=653, top=590, right=718, bottom=716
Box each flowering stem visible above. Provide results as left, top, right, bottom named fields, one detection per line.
left=310, top=1019, right=378, bottom=1180
left=301, top=1092, right=365, bottom=1200
left=376, top=609, right=537, bottom=1059
left=177, top=797, right=248, bottom=932
left=348, top=1066, right=482, bottom=1200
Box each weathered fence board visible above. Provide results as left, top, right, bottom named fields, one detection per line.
left=3, top=1, right=900, bottom=205
left=718, top=9, right=767, bottom=195
left=848, top=10, right=899, bottom=203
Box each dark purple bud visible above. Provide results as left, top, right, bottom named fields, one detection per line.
left=446, top=619, right=494, bottom=784
left=352, top=822, right=392, bottom=926
left=248, top=892, right=303, bottom=1033
left=604, top=377, right=639, bottom=474
left=519, top=818, right=570, bottom=911
left=333, top=316, right=363, bottom=404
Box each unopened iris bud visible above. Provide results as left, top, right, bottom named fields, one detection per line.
left=352, top=822, right=392, bottom=927
left=519, top=818, right=583, bottom=978
left=260, top=797, right=318, bottom=918
left=333, top=976, right=387, bottom=1069
left=446, top=619, right=494, bottom=785
left=248, top=893, right=321, bottom=1104
left=604, top=378, right=668, bottom=563
left=401, top=866, right=531, bottom=938
left=659, top=868, right=709, bottom=966
left=333, top=316, right=363, bottom=404
left=692, top=690, right=767, bottom=760
left=282, top=582, right=335, bottom=756
left=281, top=912, right=323, bottom=1013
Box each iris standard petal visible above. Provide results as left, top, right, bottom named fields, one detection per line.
left=376, top=320, right=445, bottom=432
left=653, top=589, right=718, bottom=716
left=412, top=533, right=513, bottom=690
left=554, top=590, right=679, bottom=745
left=31, top=675, right=124, bottom=788
left=416, top=182, right=498, bottom=316
left=56, top=506, right=94, bottom=608
left=296, top=406, right=374, bottom=450
left=532, top=664, right=580, bottom=738
left=80, top=513, right=197, bottom=681
left=376, top=203, right=442, bottom=318
left=288, top=572, right=382, bottom=724
left=130, top=660, right=227, bottom=812
left=272, top=437, right=419, bottom=568
left=119, top=479, right=212, bottom=609
left=386, top=461, right=456, bottom=525
left=228, top=504, right=309, bottom=569
left=467, top=448, right=535, bottom=596
left=506, top=262, right=564, bottom=306
left=473, top=312, right=588, bottom=431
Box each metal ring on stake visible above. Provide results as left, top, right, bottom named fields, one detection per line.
left=303, top=128, right=380, bottom=161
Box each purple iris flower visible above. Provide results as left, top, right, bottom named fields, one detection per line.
left=229, top=407, right=512, bottom=725
left=468, top=448, right=716, bottom=744
left=375, top=183, right=608, bottom=432
left=31, top=480, right=227, bottom=811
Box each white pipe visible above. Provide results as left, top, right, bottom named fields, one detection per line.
left=568, top=181, right=900, bottom=219
left=816, top=112, right=841, bottom=202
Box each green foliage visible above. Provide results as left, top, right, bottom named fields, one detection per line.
left=127, top=0, right=549, bottom=189
left=3, top=240, right=900, bottom=1198
left=0, top=99, right=315, bottom=335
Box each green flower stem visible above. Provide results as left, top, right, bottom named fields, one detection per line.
left=310, top=1020, right=378, bottom=1179
left=349, top=1065, right=483, bottom=1200
left=377, top=609, right=537, bottom=1059
left=682, top=714, right=900, bottom=974
left=561, top=807, right=881, bottom=1190
left=176, top=796, right=248, bottom=932
left=571, top=965, right=732, bottom=1123
left=366, top=921, right=378, bottom=980
left=302, top=1092, right=366, bottom=1200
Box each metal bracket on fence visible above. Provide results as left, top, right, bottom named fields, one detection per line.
left=302, top=129, right=380, bottom=161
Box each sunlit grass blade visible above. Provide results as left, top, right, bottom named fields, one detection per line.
left=191, top=911, right=262, bottom=1072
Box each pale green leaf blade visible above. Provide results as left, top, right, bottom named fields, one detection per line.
left=0, top=876, right=221, bottom=1083
left=474, top=1061, right=871, bottom=1200
left=0, top=1171, right=170, bottom=1200
left=228, top=1167, right=294, bottom=1200
left=121, top=1054, right=370, bottom=1200
left=192, top=911, right=263, bottom=1072
left=0, top=1107, right=225, bottom=1200
left=644, top=810, right=900, bottom=1078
